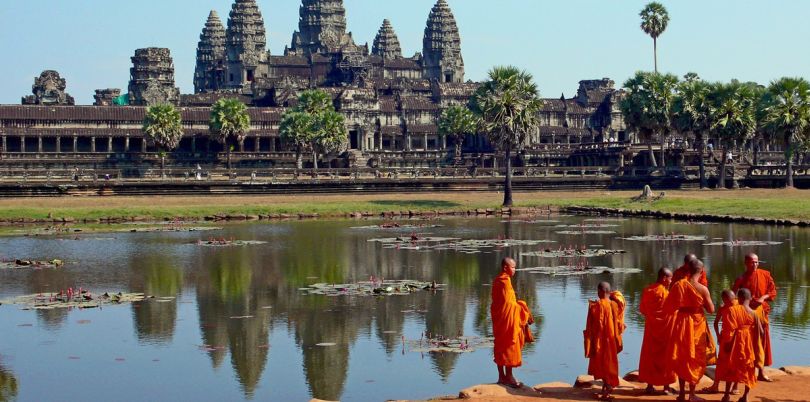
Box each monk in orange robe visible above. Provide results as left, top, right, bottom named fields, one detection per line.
left=584, top=282, right=625, bottom=401
left=664, top=258, right=715, bottom=402
left=672, top=253, right=709, bottom=287
left=638, top=267, right=675, bottom=395
left=732, top=253, right=776, bottom=382
left=491, top=257, right=533, bottom=388
left=708, top=290, right=738, bottom=394
left=718, top=288, right=763, bottom=402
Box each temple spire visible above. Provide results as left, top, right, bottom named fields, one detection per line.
left=422, top=0, right=464, bottom=83
left=225, top=0, right=267, bottom=90
left=194, top=10, right=226, bottom=93
left=372, top=19, right=402, bottom=59
left=290, top=0, right=358, bottom=55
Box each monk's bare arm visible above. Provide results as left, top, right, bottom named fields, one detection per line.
left=713, top=311, right=721, bottom=340
left=698, top=285, right=715, bottom=314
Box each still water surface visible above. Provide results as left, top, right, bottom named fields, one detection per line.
left=0, top=216, right=809, bottom=401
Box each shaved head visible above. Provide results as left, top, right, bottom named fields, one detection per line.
left=658, top=267, right=673, bottom=280
left=501, top=257, right=516, bottom=277
left=721, top=289, right=736, bottom=303
left=736, top=288, right=752, bottom=301
left=598, top=282, right=611, bottom=294
left=689, top=258, right=704, bottom=276
left=684, top=253, right=698, bottom=264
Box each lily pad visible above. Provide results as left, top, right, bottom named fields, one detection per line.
left=352, top=223, right=443, bottom=230
left=124, top=226, right=221, bottom=233
left=702, top=240, right=783, bottom=247
left=0, top=291, right=146, bottom=310
left=316, top=343, right=337, bottom=347
left=195, top=240, right=267, bottom=247
left=0, top=259, right=65, bottom=270
left=555, top=230, right=617, bottom=235
left=621, top=234, right=708, bottom=242
left=407, top=335, right=495, bottom=354
left=555, top=224, right=620, bottom=228
left=521, top=249, right=626, bottom=258
left=301, top=280, right=443, bottom=297
left=517, top=266, right=643, bottom=276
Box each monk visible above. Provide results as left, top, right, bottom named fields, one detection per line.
left=672, top=253, right=709, bottom=286
left=491, top=257, right=533, bottom=388
left=584, top=282, right=625, bottom=401
left=708, top=290, right=739, bottom=395
left=717, top=288, right=763, bottom=402
left=664, top=258, right=716, bottom=402
left=638, top=267, right=675, bottom=395
left=732, top=253, right=776, bottom=381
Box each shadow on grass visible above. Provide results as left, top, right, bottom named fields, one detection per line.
left=369, top=200, right=462, bottom=209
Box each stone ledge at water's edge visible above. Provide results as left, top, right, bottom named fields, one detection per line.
left=389, top=365, right=810, bottom=402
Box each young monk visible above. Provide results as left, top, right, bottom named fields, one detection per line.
left=638, top=267, right=675, bottom=395
left=584, top=282, right=625, bottom=401
left=707, top=290, right=739, bottom=394
left=491, top=257, right=533, bottom=388
left=672, top=253, right=709, bottom=286
left=732, top=253, right=776, bottom=382
left=717, top=288, right=763, bottom=402
left=664, top=258, right=716, bottom=402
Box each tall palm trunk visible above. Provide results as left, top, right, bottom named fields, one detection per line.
left=312, top=149, right=319, bottom=172
left=785, top=135, right=794, bottom=188
left=647, top=139, right=658, bottom=168
left=697, top=134, right=706, bottom=189
left=653, top=37, right=658, bottom=73
left=225, top=138, right=232, bottom=170
left=295, top=149, right=303, bottom=170
left=503, top=146, right=514, bottom=207
left=719, top=146, right=728, bottom=189
left=659, top=132, right=666, bottom=171
left=455, top=135, right=463, bottom=160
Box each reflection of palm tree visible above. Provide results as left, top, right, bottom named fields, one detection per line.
left=0, top=363, right=18, bottom=402
left=775, top=287, right=810, bottom=327
left=130, top=256, right=182, bottom=344
left=424, top=286, right=468, bottom=381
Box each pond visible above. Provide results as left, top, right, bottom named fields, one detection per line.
left=0, top=216, right=809, bottom=401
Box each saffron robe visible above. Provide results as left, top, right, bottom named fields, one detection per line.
left=638, top=282, right=676, bottom=386
left=716, top=304, right=759, bottom=388
left=714, top=300, right=738, bottom=381
left=491, top=272, right=532, bottom=367
left=584, top=296, right=625, bottom=387
left=672, top=264, right=709, bottom=287
left=733, top=269, right=776, bottom=366
left=664, top=279, right=715, bottom=384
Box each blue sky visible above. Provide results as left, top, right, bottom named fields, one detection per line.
left=1, top=0, right=809, bottom=104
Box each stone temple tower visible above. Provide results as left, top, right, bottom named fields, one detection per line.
left=422, top=0, right=464, bottom=83
left=128, top=48, right=181, bottom=106
left=290, top=0, right=357, bottom=55
left=225, top=0, right=267, bottom=90
left=194, top=10, right=227, bottom=93
left=372, top=19, right=402, bottom=59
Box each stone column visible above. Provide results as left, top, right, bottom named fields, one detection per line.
left=108, top=137, right=113, bottom=153
left=91, top=137, right=96, bottom=153
left=38, top=137, right=43, bottom=153
left=56, top=136, right=61, bottom=153
left=20, top=136, right=26, bottom=153
left=423, top=134, right=428, bottom=151
left=239, top=141, right=244, bottom=152
left=269, top=138, right=276, bottom=152
left=141, top=139, right=147, bottom=153
left=254, top=136, right=260, bottom=152
left=125, top=136, right=130, bottom=152
left=73, top=136, right=78, bottom=153
left=1, top=136, right=6, bottom=153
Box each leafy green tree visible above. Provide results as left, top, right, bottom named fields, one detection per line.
left=279, top=90, right=347, bottom=171
left=639, top=2, right=669, bottom=73
left=762, top=77, right=810, bottom=188
left=707, top=81, right=757, bottom=188
left=143, top=104, right=183, bottom=175
left=209, top=98, right=251, bottom=170
left=438, top=105, right=477, bottom=160
left=673, top=78, right=711, bottom=187
left=471, top=66, right=542, bottom=207
left=620, top=71, right=679, bottom=168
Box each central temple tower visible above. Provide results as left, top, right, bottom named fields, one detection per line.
left=225, top=0, right=267, bottom=90
left=422, top=0, right=464, bottom=83
left=289, top=0, right=359, bottom=56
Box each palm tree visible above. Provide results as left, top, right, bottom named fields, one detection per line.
left=707, top=81, right=757, bottom=189
left=471, top=66, right=542, bottom=207
left=762, top=77, right=810, bottom=188
left=639, top=2, right=670, bottom=73
left=672, top=78, right=711, bottom=188
left=209, top=98, right=251, bottom=170
left=620, top=71, right=679, bottom=169
left=143, top=104, right=184, bottom=176
left=438, top=105, right=477, bottom=161
left=279, top=111, right=314, bottom=170
left=312, top=110, right=347, bottom=170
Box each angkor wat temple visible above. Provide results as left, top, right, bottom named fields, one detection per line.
left=0, top=0, right=628, bottom=171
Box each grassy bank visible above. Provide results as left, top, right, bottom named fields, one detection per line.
left=0, top=189, right=808, bottom=222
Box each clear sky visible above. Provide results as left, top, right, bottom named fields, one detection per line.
left=1, top=0, right=809, bottom=104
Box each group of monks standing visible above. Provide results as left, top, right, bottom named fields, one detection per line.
left=490, top=253, right=777, bottom=402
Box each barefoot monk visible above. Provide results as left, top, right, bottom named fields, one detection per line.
left=717, top=288, right=762, bottom=402
left=638, top=267, right=675, bottom=395
left=584, top=282, right=626, bottom=401
left=491, top=257, right=533, bottom=388
left=732, top=253, right=776, bottom=382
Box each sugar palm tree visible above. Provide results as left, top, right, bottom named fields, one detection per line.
left=621, top=71, right=679, bottom=168
left=762, top=77, right=810, bottom=188
left=279, top=111, right=314, bottom=170
left=640, top=2, right=669, bottom=73
left=209, top=98, right=251, bottom=170
left=439, top=105, right=477, bottom=161
left=143, top=104, right=184, bottom=176
left=280, top=90, right=347, bottom=171
left=311, top=110, right=348, bottom=170
left=707, top=81, right=757, bottom=188
left=672, top=78, right=711, bottom=188
left=471, top=66, right=542, bottom=207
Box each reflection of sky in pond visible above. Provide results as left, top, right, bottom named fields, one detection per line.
left=0, top=216, right=809, bottom=401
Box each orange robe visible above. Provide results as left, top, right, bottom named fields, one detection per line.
left=672, top=264, right=709, bottom=287
left=664, top=279, right=714, bottom=384
left=716, top=305, right=759, bottom=388
left=491, top=272, right=532, bottom=367
left=638, top=282, right=676, bottom=386
left=733, top=269, right=776, bottom=366
left=714, top=300, right=738, bottom=381
left=584, top=296, right=624, bottom=387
